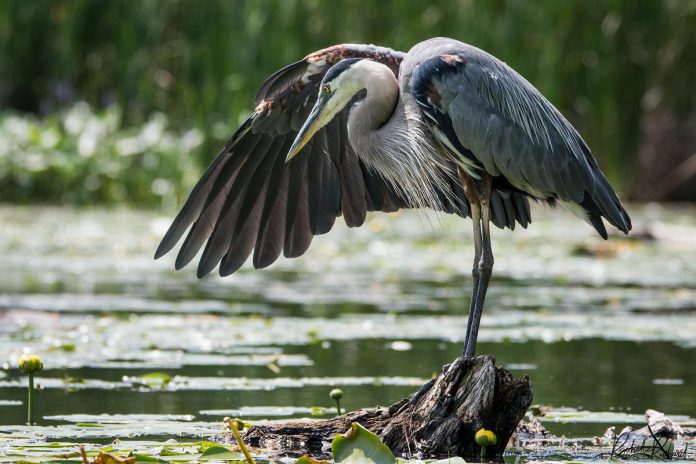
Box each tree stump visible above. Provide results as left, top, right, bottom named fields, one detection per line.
left=228, top=356, right=532, bottom=460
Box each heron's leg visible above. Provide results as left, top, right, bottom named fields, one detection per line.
left=463, top=201, right=482, bottom=353
left=458, top=168, right=483, bottom=357
left=463, top=176, right=494, bottom=357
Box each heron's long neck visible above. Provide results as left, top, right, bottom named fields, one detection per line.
left=346, top=61, right=452, bottom=210
left=346, top=62, right=400, bottom=161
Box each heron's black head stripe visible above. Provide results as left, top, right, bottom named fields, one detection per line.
left=323, top=58, right=363, bottom=84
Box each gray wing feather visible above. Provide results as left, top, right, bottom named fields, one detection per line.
left=157, top=43, right=467, bottom=276
left=408, top=38, right=630, bottom=235
left=253, top=137, right=293, bottom=268
left=283, top=139, right=312, bottom=258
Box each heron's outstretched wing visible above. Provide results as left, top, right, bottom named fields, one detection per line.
left=155, top=44, right=466, bottom=277
left=409, top=38, right=631, bottom=238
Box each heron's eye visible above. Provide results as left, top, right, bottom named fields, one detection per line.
left=321, top=85, right=330, bottom=94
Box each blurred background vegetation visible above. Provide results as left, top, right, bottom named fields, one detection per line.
left=1, top=0, right=694, bottom=208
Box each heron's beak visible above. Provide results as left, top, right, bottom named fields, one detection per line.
left=286, top=95, right=334, bottom=162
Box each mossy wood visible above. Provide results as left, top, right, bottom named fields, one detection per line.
left=227, top=356, right=533, bottom=459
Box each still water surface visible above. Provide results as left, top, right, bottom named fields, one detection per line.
left=0, top=204, right=695, bottom=460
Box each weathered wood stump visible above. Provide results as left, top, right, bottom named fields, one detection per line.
left=234, top=356, right=533, bottom=460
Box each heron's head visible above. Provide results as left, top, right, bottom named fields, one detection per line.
left=286, top=58, right=368, bottom=161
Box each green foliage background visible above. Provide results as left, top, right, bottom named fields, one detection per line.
left=0, top=0, right=694, bottom=206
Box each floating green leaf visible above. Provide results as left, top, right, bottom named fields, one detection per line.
left=198, top=445, right=244, bottom=461
left=132, top=454, right=169, bottom=463
left=158, top=448, right=185, bottom=457
left=425, top=459, right=466, bottom=464
left=137, top=373, right=172, bottom=388
left=295, top=455, right=329, bottom=464
left=195, top=441, right=221, bottom=452
left=75, top=422, right=104, bottom=427
left=331, top=422, right=395, bottom=464
left=49, top=342, right=76, bottom=352
left=41, top=460, right=83, bottom=464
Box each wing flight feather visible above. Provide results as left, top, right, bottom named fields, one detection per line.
left=157, top=44, right=470, bottom=275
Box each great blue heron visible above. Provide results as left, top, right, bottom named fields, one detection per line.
left=155, top=38, right=631, bottom=357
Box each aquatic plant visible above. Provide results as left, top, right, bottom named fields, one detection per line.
left=330, top=388, right=344, bottom=415
left=475, top=428, right=497, bottom=458
left=0, top=104, right=203, bottom=207
left=332, top=422, right=395, bottom=464
left=17, top=353, right=42, bottom=425
left=225, top=416, right=255, bottom=464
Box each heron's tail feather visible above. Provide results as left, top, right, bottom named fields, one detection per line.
left=561, top=186, right=631, bottom=240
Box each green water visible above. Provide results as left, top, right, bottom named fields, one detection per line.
left=1, top=204, right=695, bottom=461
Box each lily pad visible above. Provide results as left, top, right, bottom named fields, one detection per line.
left=198, top=445, right=244, bottom=461
left=539, top=408, right=696, bottom=424
left=38, top=460, right=84, bottom=464
left=44, top=414, right=196, bottom=423
left=131, top=454, right=168, bottom=463
left=332, top=422, right=395, bottom=464
left=199, top=406, right=332, bottom=418
left=295, top=456, right=329, bottom=464
left=130, top=372, right=172, bottom=388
